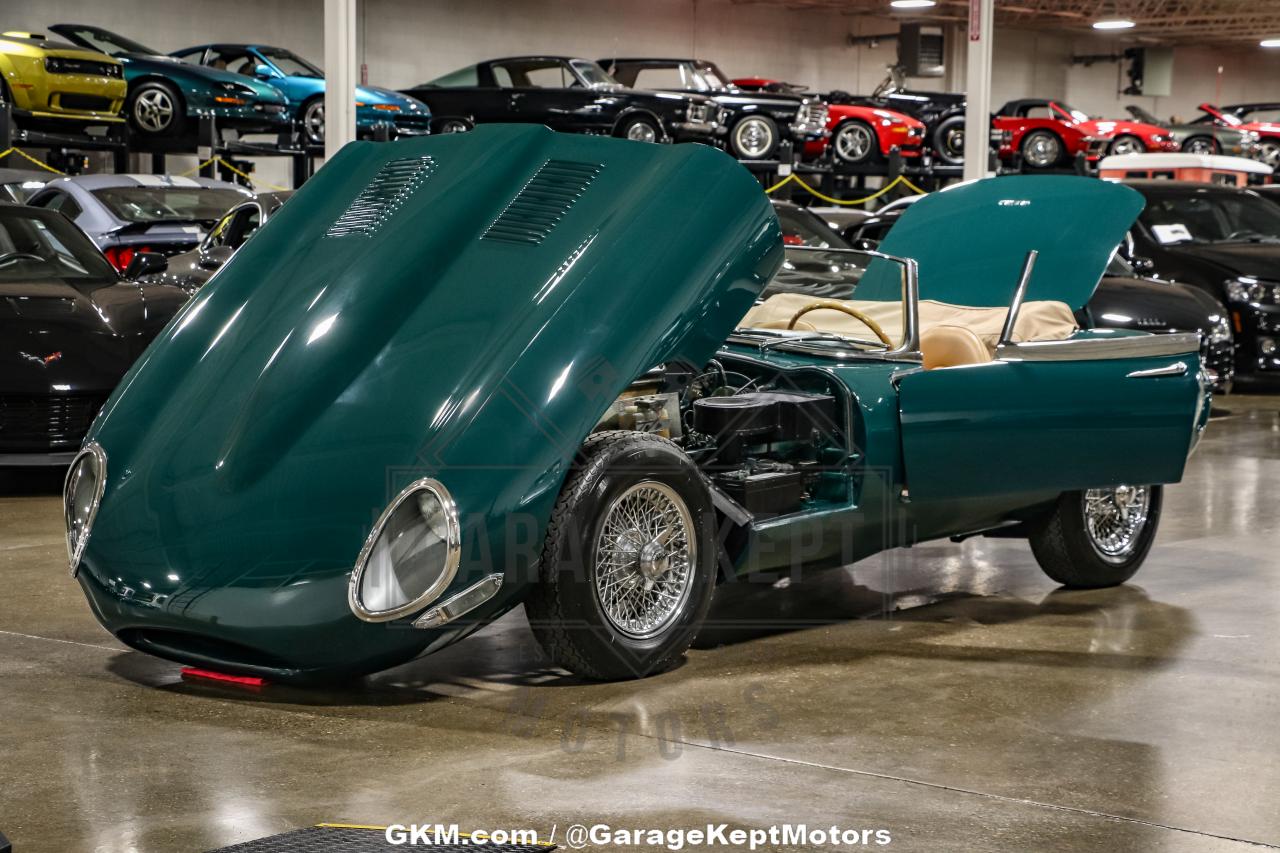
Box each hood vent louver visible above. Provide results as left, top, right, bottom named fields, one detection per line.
left=482, top=159, right=603, bottom=246
left=326, top=156, right=435, bottom=238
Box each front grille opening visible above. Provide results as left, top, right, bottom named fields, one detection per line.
left=0, top=394, right=105, bottom=452
left=326, top=155, right=435, bottom=239
left=482, top=159, right=603, bottom=246
left=118, top=628, right=291, bottom=671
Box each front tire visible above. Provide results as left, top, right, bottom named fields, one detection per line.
left=301, top=96, right=325, bottom=144
left=832, top=120, right=878, bottom=164
left=1109, top=133, right=1145, bottom=156
left=1029, top=485, right=1162, bottom=588
left=729, top=114, right=779, bottom=160
left=1020, top=129, right=1064, bottom=170
left=526, top=431, right=716, bottom=680
left=1182, top=135, right=1219, bottom=155
left=128, top=81, right=184, bottom=138
left=617, top=114, right=662, bottom=144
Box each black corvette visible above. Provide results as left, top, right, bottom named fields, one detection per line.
left=780, top=200, right=1235, bottom=392
left=401, top=56, right=720, bottom=144
left=600, top=57, right=827, bottom=160
left=1124, top=180, right=1280, bottom=381
left=0, top=203, right=188, bottom=465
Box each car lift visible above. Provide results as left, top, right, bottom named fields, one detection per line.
left=0, top=101, right=129, bottom=175
left=129, top=117, right=319, bottom=189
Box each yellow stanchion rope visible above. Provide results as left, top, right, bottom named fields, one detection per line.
left=177, top=157, right=289, bottom=192
left=0, top=146, right=67, bottom=175
left=765, top=172, right=927, bottom=206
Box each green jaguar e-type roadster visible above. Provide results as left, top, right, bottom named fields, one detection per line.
left=65, top=125, right=1209, bottom=683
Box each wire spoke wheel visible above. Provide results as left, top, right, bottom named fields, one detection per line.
left=593, top=481, right=695, bottom=640
left=1083, top=485, right=1152, bottom=563
left=134, top=88, right=175, bottom=133
left=834, top=123, right=874, bottom=162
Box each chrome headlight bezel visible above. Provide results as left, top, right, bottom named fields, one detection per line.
left=348, top=477, right=462, bottom=623
left=64, top=442, right=107, bottom=577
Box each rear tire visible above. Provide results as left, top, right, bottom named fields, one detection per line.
left=301, top=96, right=325, bottom=145
left=525, top=431, right=716, bottom=680
left=1028, top=485, right=1162, bottom=588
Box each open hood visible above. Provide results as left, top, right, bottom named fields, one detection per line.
left=78, top=125, right=779, bottom=672
left=855, top=175, right=1145, bottom=311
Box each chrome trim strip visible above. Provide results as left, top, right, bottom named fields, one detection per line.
left=64, top=441, right=107, bottom=578
left=1127, top=361, right=1189, bottom=378
left=348, top=477, right=462, bottom=623
left=413, top=573, right=503, bottom=630
left=999, top=249, right=1038, bottom=347
left=995, top=332, right=1201, bottom=362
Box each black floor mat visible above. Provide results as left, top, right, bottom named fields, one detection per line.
left=207, top=826, right=554, bottom=852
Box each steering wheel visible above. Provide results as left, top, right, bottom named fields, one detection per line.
left=0, top=251, right=43, bottom=267
left=786, top=299, right=893, bottom=347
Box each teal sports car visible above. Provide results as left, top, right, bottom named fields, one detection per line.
left=65, top=125, right=1209, bottom=684
left=48, top=24, right=288, bottom=138
left=171, top=43, right=432, bottom=144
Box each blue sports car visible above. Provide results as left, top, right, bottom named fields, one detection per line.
left=172, top=44, right=432, bottom=144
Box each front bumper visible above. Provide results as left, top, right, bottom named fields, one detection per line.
left=11, top=72, right=126, bottom=126
left=193, top=100, right=290, bottom=132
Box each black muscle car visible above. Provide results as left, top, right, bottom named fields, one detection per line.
left=1124, top=180, right=1280, bottom=381
left=0, top=203, right=189, bottom=465
left=600, top=58, right=827, bottom=160
left=401, top=56, right=720, bottom=144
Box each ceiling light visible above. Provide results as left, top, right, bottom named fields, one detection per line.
left=1092, top=18, right=1136, bottom=29
left=1262, top=38, right=1280, bottom=47
left=890, top=0, right=936, bottom=8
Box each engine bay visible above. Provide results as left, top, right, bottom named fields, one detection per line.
left=595, top=360, right=851, bottom=519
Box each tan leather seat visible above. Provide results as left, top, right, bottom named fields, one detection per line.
left=920, top=325, right=991, bottom=369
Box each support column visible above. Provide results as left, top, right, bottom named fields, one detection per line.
left=324, top=0, right=358, bottom=162
left=963, top=0, right=994, bottom=182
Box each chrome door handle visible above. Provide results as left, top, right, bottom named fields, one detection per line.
left=1127, top=361, right=1188, bottom=378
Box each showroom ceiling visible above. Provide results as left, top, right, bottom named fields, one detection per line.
left=729, top=0, right=1280, bottom=44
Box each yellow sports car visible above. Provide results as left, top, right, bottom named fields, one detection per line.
left=0, top=31, right=125, bottom=129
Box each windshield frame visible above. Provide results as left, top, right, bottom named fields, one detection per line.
left=0, top=204, right=118, bottom=283
left=89, top=186, right=250, bottom=226
left=729, top=245, right=922, bottom=361
left=56, top=24, right=159, bottom=57
left=257, top=46, right=323, bottom=78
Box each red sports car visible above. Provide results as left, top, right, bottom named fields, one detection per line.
left=1191, top=103, right=1280, bottom=166
left=732, top=78, right=925, bottom=165
left=993, top=98, right=1178, bottom=170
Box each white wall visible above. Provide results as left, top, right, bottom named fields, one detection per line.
left=17, top=0, right=1280, bottom=187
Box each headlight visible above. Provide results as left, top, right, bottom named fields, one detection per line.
left=64, top=442, right=107, bottom=577
left=1208, top=314, right=1233, bottom=345
left=1224, top=276, right=1275, bottom=303
left=348, top=478, right=461, bottom=621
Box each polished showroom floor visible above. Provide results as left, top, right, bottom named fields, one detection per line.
left=2, top=396, right=1278, bottom=853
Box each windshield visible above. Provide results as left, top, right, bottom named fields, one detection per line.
left=774, top=205, right=851, bottom=249
left=56, top=25, right=157, bottom=56
left=258, top=46, right=322, bottom=78
left=91, top=187, right=248, bottom=226
left=692, top=61, right=733, bottom=90
left=1140, top=190, right=1280, bottom=245
left=1052, top=102, right=1091, bottom=123
left=570, top=60, right=617, bottom=88
left=0, top=207, right=116, bottom=282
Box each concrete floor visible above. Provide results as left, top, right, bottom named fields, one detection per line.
left=2, top=398, right=1279, bottom=853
